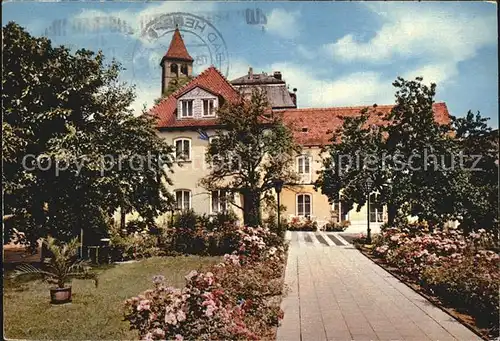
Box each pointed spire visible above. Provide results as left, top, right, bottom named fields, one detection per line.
left=162, top=27, right=194, bottom=63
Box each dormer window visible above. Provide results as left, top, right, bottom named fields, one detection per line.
left=180, top=100, right=193, bottom=118
left=203, top=99, right=215, bottom=116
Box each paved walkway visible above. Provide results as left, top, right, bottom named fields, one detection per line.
left=277, top=231, right=482, bottom=341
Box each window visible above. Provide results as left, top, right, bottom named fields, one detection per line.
left=297, top=155, right=311, bottom=174
left=211, top=190, right=228, bottom=213
left=175, top=138, right=191, bottom=161
left=175, top=190, right=191, bottom=210
left=180, top=100, right=193, bottom=117
left=297, top=194, right=311, bottom=217
left=170, top=63, right=178, bottom=75
left=369, top=193, right=383, bottom=223
left=180, top=64, right=188, bottom=76
left=203, top=99, right=215, bottom=116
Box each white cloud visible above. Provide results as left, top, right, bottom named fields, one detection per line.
left=265, top=8, right=300, bottom=39
left=267, top=62, right=393, bottom=108
left=326, top=5, right=496, bottom=64
left=324, top=3, right=496, bottom=87
left=296, top=44, right=315, bottom=60
left=402, top=63, right=459, bottom=86
left=227, top=57, right=254, bottom=81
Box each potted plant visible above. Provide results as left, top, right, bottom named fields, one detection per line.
left=13, top=236, right=98, bottom=304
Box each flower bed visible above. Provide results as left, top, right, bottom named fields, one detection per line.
left=359, top=224, right=499, bottom=338
left=323, top=220, right=351, bottom=232
left=124, top=225, right=287, bottom=340
left=286, top=216, right=318, bottom=231
left=109, top=212, right=243, bottom=261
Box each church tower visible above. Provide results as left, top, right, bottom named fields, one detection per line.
left=160, top=27, right=194, bottom=95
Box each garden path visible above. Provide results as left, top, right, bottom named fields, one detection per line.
left=277, top=231, right=482, bottom=341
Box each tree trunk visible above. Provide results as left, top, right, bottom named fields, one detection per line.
left=120, top=207, right=126, bottom=230
left=387, top=204, right=397, bottom=227
left=242, top=190, right=261, bottom=227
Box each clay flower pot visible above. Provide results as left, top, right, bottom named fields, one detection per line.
left=50, top=286, right=72, bottom=304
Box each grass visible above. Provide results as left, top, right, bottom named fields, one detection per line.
left=4, top=256, right=221, bottom=340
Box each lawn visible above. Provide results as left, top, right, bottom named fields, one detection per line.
left=4, top=256, right=221, bottom=340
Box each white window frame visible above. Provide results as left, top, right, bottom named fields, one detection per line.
left=174, top=138, right=191, bottom=161
left=297, top=155, right=311, bottom=174
left=202, top=99, right=216, bottom=117
left=296, top=193, right=312, bottom=217
left=369, top=193, right=383, bottom=223
left=180, top=100, right=193, bottom=118
left=210, top=190, right=228, bottom=214
left=175, top=189, right=191, bottom=210
left=297, top=155, right=312, bottom=183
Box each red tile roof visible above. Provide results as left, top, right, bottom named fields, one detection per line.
left=150, top=66, right=451, bottom=146
left=281, top=103, right=451, bottom=146
left=150, top=66, right=240, bottom=128
left=161, top=28, right=194, bottom=63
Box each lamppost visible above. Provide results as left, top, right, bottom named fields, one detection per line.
left=273, top=179, right=284, bottom=232
left=365, top=177, right=374, bottom=244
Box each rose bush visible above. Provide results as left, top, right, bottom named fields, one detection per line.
left=124, top=225, right=287, bottom=340
left=323, top=219, right=351, bottom=232
left=165, top=211, right=242, bottom=256
left=368, top=224, right=499, bottom=336
left=286, top=216, right=318, bottom=231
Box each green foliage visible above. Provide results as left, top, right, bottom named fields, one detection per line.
left=286, top=216, right=318, bottom=231
left=124, top=226, right=286, bottom=340
left=168, top=210, right=241, bottom=255
left=370, top=226, right=499, bottom=336
left=316, top=76, right=498, bottom=232
left=448, top=112, right=498, bottom=232
left=13, top=236, right=98, bottom=288
left=421, top=255, right=499, bottom=332
left=201, top=89, right=301, bottom=226
left=2, top=22, right=175, bottom=246
left=173, top=209, right=198, bottom=230
left=108, top=221, right=161, bottom=261
left=324, top=219, right=351, bottom=232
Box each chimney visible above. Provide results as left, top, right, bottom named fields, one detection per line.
left=273, top=71, right=282, bottom=80
left=290, top=88, right=297, bottom=107
left=248, top=67, right=253, bottom=79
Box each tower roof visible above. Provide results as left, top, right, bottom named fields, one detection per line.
left=161, top=28, right=194, bottom=64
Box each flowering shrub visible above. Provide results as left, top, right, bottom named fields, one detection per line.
left=164, top=211, right=245, bottom=256
left=124, top=272, right=258, bottom=340
left=124, top=225, right=287, bottom=340
left=323, top=220, right=351, bottom=232
left=286, top=216, right=318, bottom=231
left=110, top=229, right=160, bottom=261
left=368, top=225, right=499, bottom=336
left=421, top=254, right=499, bottom=330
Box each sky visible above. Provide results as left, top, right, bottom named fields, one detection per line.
left=3, top=1, right=498, bottom=127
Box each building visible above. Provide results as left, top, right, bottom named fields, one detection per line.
left=149, top=28, right=451, bottom=233
left=231, top=68, right=297, bottom=110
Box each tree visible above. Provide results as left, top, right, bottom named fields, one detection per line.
left=2, top=22, right=174, bottom=248
left=154, top=76, right=193, bottom=105
left=200, top=89, right=300, bottom=226
left=449, top=112, right=498, bottom=232
left=317, top=76, right=497, bottom=231
left=315, top=108, right=387, bottom=221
